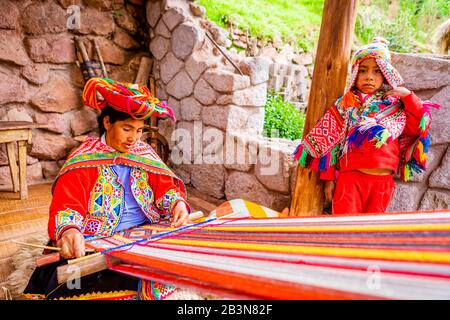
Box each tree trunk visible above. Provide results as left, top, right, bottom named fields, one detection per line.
left=290, top=0, right=358, bottom=216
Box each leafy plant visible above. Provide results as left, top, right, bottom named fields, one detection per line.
left=263, top=92, right=305, bottom=141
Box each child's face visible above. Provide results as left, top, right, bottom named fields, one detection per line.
left=355, top=58, right=384, bottom=94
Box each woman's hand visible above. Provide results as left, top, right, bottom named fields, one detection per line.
left=170, top=201, right=189, bottom=228
left=324, top=181, right=336, bottom=202
left=382, top=87, right=411, bottom=99
left=57, top=228, right=85, bottom=259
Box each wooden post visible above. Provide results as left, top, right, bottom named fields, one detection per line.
left=290, top=0, right=358, bottom=216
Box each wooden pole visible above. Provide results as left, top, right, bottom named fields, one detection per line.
left=290, top=0, right=358, bottom=216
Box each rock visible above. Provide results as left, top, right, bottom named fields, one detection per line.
left=428, top=86, right=450, bottom=145
left=0, top=32, right=29, bottom=66
left=166, top=71, right=194, bottom=100
left=388, top=181, right=427, bottom=212
left=34, top=113, right=69, bottom=134
left=24, top=36, right=76, bottom=64
left=428, top=147, right=450, bottom=190
left=30, top=131, right=78, bottom=160
left=0, top=72, right=28, bottom=105
left=158, top=118, right=176, bottom=150
left=57, top=0, right=82, bottom=9
left=171, top=121, right=203, bottom=164
left=239, top=56, right=270, bottom=85
left=172, top=22, right=204, bottom=60
left=201, top=126, right=224, bottom=166
left=108, top=66, right=136, bottom=83
left=225, top=171, right=289, bottom=211
left=292, top=52, right=314, bottom=65
left=245, top=106, right=265, bottom=135
left=155, top=19, right=171, bottom=38
left=167, top=97, right=181, bottom=121
left=160, top=52, right=184, bottom=84
left=419, top=189, right=450, bottom=210
left=194, top=78, right=218, bottom=105
left=172, top=164, right=191, bottom=184
left=255, top=142, right=295, bottom=194
left=149, top=36, right=170, bottom=60
left=409, top=144, right=447, bottom=183
left=114, top=8, right=137, bottom=34
left=21, top=64, right=49, bottom=85
left=203, top=69, right=250, bottom=93
left=2, top=108, right=33, bottom=122
left=191, top=164, right=226, bottom=199
left=209, top=23, right=229, bottom=47
left=78, top=7, right=115, bottom=35
left=113, top=29, right=139, bottom=49
left=189, top=2, right=205, bottom=17
left=162, top=7, right=186, bottom=31
left=22, top=2, right=66, bottom=35
left=91, top=38, right=126, bottom=65
left=0, top=162, right=43, bottom=188
left=41, top=161, right=60, bottom=180
left=155, top=82, right=168, bottom=100
left=146, top=1, right=162, bottom=28
left=223, top=134, right=257, bottom=172
left=180, top=97, right=202, bottom=121
left=185, top=52, right=217, bottom=82
left=0, top=1, right=19, bottom=29
left=392, top=53, right=450, bottom=91
left=84, top=0, right=114, bottom=10
left=202, top=105, right=248, bottom=132
left=31, top=75, right=81, bottom=113
left=70, top=108, right=98, bottom=135
left=258, top=46, right=278, bottom=62
left=216, top=83, right=267, bottom=107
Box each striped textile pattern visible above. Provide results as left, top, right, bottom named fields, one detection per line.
left=85, top=209, right=450, bottom=300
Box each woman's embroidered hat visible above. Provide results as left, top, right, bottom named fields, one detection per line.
left=82, top=77, right=175, bottom=121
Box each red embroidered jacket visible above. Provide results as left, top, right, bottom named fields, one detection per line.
left=48, top=137, right=189, bottom=241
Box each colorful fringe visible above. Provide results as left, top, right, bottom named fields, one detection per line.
left=400, top=101, right=439, bottom=181
left=346, top=122, right=391, bottom=150
left=293, top=144, right=340, bottom=173
left=137, top=280, right=176, bottom=300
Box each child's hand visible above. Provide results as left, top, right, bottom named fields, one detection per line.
left=382, top=87, right=411, bottom=99
left=324, top=181, right=335, bottom=202
left=170, top=201, right=189, bottom=228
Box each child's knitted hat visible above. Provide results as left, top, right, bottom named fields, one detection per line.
left=340, top=37, right=404, bottom=107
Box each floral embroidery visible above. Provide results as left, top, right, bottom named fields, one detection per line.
left=155, top=189, right=185, bottom=218
left=130, top=168, right=159, bottom=223
left=55, top=208, right=84, bottom=240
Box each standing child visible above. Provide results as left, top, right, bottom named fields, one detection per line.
left=294, top=37, right=439, bottom=214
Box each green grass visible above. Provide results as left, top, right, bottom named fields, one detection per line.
left=196, top=0, right=324, bottom=52
left=197, top=0, right=448, bottom=53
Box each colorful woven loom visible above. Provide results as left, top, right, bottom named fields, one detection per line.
left=60, top=200, right=450, bottom=300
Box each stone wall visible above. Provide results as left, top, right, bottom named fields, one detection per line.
left=388, top=53, right=450, bottom=211
left=0, top=0, right=150, bottom=188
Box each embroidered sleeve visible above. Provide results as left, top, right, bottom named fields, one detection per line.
left=293, top=103, right=346, bottom=174
left=155, top=189, right=187, bottom=219
left=54, top=208, right=84, bottom=240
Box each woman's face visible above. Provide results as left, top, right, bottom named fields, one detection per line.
left=355, top=58, right=385, bottom=94
left=103, top=116, right=145, bottom=153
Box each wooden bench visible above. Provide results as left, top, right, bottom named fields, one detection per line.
left=0, top=121, right=47, bottom=199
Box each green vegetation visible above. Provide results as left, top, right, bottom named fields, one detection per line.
left=196, top=0, right=449, bottom=53
left=196, top=0, right=323, bottom=52
left=263, top=92, right=305, bottom=141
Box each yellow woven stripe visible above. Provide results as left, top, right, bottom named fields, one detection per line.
left=160, top=238, right=450, bottom=264
left=244, top=200, right=268, bottom=218
left=200, top=223, right=450, bottom=233
left=55, top=290, right=137, bottom=300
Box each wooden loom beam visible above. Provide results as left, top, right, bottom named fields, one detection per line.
left=290, top=0, right=358, bottom=216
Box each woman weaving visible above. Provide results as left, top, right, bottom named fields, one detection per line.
left=24, top=78, right=190, bottom=300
